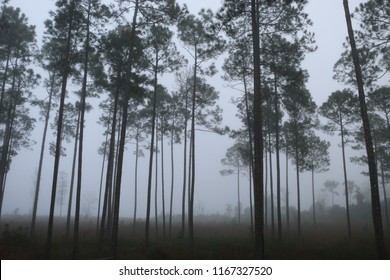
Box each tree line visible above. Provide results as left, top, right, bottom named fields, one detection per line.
left=0, top=0, right=388, bottom=259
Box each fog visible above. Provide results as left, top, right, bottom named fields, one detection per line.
left=1, top=0, right=384, bottom=225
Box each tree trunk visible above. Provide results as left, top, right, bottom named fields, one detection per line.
left=237, top=164, right=241, bottom=224
left=273, top=73, right=282, bottom=241
left=343, top=0, right=386, bottom=259
left=73, top=0, right=91, bottom=259
left=340, top=120, right=352, bottom=239
left=145, top=41, right=159, bottom=245
left=111, top=0, right=139, bottom=258
left=169, top=118, right=175, bottom=238
left=311, top=167, right=316, bottom=227
left=66, top=107, right=81, bottom=239
left=286, top=143, right=290, bottom=230
left=268, top=133, right=275, bottom=237
left=97, top=128, right=109, bottom=236
left=30, top=72, right=55, bottom=237
left=189, top=52, right=198, bottom=249
left=0, top=105, right=15, bottom=217
left=46, top=0, right=76, bottom=259
left=295, top=140, right=301, bottom=238
left=133, top=127, right=140, bottom=234
left=155, top=121, right=159, bottom=238
left=0, top=47, right=10, bottom=111
left=99, top=71, right=120, bottom=249
left=161, top=124, right=166, bottom=238
left=264, top=141, right=268, bottom=230
left=379, top=156, right=389, bottom=230
left=181, top=91, right=189, bottom=237
left=251, top=0, right=265, bottom=259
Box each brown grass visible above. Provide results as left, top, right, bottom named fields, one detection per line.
left=0, top=215, right=388, bottom=260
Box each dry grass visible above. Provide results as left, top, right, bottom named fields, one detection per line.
left=0, top=215, right=388, bottom=259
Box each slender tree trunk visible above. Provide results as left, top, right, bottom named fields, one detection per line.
left=161, top=125, right=166, bottom=238
left=243, top=71, right=254, bottom=237
left=294, top=129, right=301, bottom=238
left=97, top=129, right=109, bottom=236
left=30, top=72, right=55, bottom=237
left=379, top=156, right=389, bottom=230
left=187, top=128, right=192, bottom=234
left=46, top=0, right=76, bottom=259
left=251, top=0, right=264, bottom=259
left=237, top=164, right=241, bottom=224
left=268, top=133, right=275, bottom=237
left=0, top=47, right=10, bottom=111
left=286, top=143, right=290, bottom=230
left=155, top=122, right=159, bottom=238
left=264, top=142, right=268, bottom=230
left=133, top=128, right=140, bottom=234
left=109, top=110, right=122, bottom=234
left=311, top=168, right=316, bottom=227
left=73, top=0, right=91, bottom=259
left=0, top=105, right=15, bottom=217
left=99, top=71, right=120, bottom=248
left=111, top=0, right=139, bottom=257
left=340, top=122, right=352, bottom=239
left=169, top=120, right=175, bottom=238
left=66, top=107, right=81, bottom=239
left=273, top=74, right=282, bottom=241
left=181, top=102, right=188, bottom=237
left=343, top=0, right=386, bottom=259
left=0, top=57, right=18, bottom=214
left=145, top=39, right=159, bottom=245
left=189, top=53, right=198, bottom=248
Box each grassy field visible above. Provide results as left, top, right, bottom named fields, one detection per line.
left=0, top=215, right=388, bottom=259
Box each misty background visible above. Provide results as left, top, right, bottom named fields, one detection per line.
left=1, top=0, right=383, bottom=223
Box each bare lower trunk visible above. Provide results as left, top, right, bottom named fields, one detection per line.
left=31, top=72, right=55, bottom=238
left=46, top=0, right=76, bottom=259
left=340, top=124, right=352, bottom=239
left=251, top=0, right=264, bottom=259
left=343, top=0, right=386, bottom=259
left=66, top=108, right=81, bottom=239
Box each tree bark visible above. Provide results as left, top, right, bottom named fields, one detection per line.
left=251, top=0, right=264, bottom=259
left=46, top=0, right=76, bottom=259
left=30, top=72, right=55, bottom=237
left=343, top=0, right=386, bottom=259
left=145, top=38, right=159, bottom=245
left=111, top=0, right=139, bottom=258
left=73, top=0, right=91, bottom=259
left=340, top=119, right=352, bottom=239
left=66, top=107, right=80, bottom=239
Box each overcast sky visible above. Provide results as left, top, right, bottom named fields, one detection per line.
left=2, top=0, right=370, bottom=219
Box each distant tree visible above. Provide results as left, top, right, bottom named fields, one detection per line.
left=57, top=171, right=68, bottom=217
left=322, top=180, right=340, bottom=207
left=283, top=82, right=317, bottom=238
left=177, top=8, right=225, bottom=247
left=303, top=133, right=330, bottom=226
left=319, top=89, right=360, bottom=239
left=220, top=142, right=249, bottom=224
left=143, top=23, right=184, bottom=243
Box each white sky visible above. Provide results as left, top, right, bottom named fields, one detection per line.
left=2, top=0, right=373, bottom=221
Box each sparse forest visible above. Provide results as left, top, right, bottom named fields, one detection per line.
left=0, top=0, right=389, bottom=260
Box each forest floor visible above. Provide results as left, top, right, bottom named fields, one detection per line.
left=0, top=215, right=388, bottom=259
